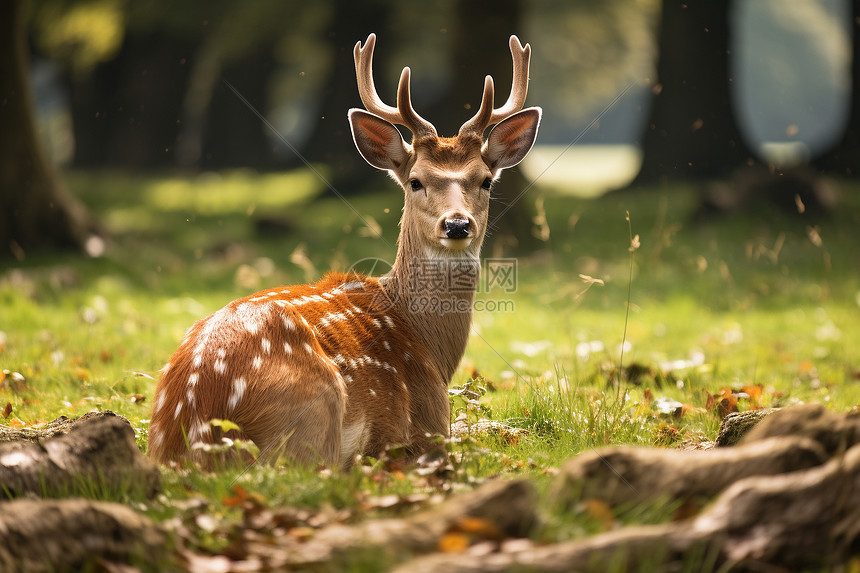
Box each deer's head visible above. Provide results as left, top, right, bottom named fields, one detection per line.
left=348, top=34, right=541, bottom=257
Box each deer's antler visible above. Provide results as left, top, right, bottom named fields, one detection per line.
left=354, top=34, right=437, bottom=139
left=458, top=35, right=531, bottom=138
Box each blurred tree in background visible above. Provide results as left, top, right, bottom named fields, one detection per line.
left=635, top=0, right=758, bottom=183
left=1, top=0, right=99, bottom=257
left=815, top=1, right=860, bottom=176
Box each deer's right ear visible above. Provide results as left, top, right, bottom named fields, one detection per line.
left=349, top=109, right=409, bottom=171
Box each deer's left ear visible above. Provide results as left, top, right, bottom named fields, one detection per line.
left=349, top=109, right=409, bottom=171
left=483, top=107, right=542, bottom=171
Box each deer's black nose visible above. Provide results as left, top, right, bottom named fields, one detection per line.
left=444, top=218, right=471, bottom=239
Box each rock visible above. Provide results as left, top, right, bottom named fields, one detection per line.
left=715, top=408, right=779, bottom=446
left=552, top=435, right=826, bottom=508
left=0, top=498, right=168, bottom=572
left=0, top=415, right=160, bottom=499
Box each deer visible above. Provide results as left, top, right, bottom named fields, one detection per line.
left=147, top=34, right=541, bottom=468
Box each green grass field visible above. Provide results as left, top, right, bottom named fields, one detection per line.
left=2, top=168, right=860, bottom=566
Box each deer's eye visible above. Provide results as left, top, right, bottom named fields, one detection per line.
left=410, top=179, right=423, bottom=192
left=481, top=177, right=493, bottom=190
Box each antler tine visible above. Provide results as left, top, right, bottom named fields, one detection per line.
left=396, top=67, right=438, bottom=139
left=354, top=34, right=400, bottom=123
left=354, top=34, right=436, bottom=139
left=459, top=35, right=532, bottom=138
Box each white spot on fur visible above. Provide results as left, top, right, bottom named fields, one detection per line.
left=161, top=362, right=172, bottom=374
left=229, top=377, right=247, bottom=410
left=341, top=281, right=364, bottom=291
left=237, top=302, right=269, bottom=335
left=149, top=431, right=163, bottom=450
left=372, top=318, right=382, bottom=328
left=193, top=354, right=203, bottom=368
left=320, top=312, right=347, bottom=326
left=383, top=341, right=391, bottom=351
left=384, top=316, right=395, bottom=328
left=344, top=374, right=353, bottom=383
left=301, top=316, right=309, bottom=327
left=188, top=373, right=199, bottom=387
left=282, top=315, right=296, bottom=330
left=332, top=355, right=346, bottom=365
left=280, top=289, right=291, bottom=294
left=186, top=388, right=195, bottom=406
left=369, top=388, right=376, bottom=396
left=322, top=292, right=334, bottom=299
left=261, top=338, right=271, bottom=353
left=349, top=358, right=358, bottom=369
left=214, top=359, right=227, bottom=374
left=217, top=348, right=226, bottom=359
left=252, top=356, right=262, bottom=370
left=174, top=401, right=183, bottom=419
left=404, top=352, right=412, bottom=361
left=284, top=342, right=293, bottom=355
left=303, top=342, right=314, bottom=353
left=153, top=391, right=165, bottom=413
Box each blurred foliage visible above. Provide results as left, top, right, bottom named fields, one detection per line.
left=528, top=0, right=658, bottom=123
left=30, top=0, right=127, bottom=75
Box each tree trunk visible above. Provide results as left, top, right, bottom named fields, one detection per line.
left=451, top=0, right=539, bottom=253
left=814, top=2, right=860, bottom=176
left=69, top=32, right=193, bottom=169
left=301, top=0, right=392, bottom=195
left=201, top=42, right=278, bottom=170
left=0, top=0, right=98, bottom=258
left=635, top=0, right=758, bottom=183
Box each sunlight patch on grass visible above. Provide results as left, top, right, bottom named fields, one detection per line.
left=145, top=169, right=323, bottom=215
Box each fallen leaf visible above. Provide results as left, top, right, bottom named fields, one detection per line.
left=2, top=402, right=11, bottom=419
left=130, top=394, right=146, bottom=404
left=222, top=484, right=266, bottom=508
left=717, top=389, right=738, bottom=417
left=585, top=498, right=615, bottom=529
left=742, top=384, right=763, bottom=405
left=654, top=422, right=680, bottom=445
left=453, top=517, right=502, bottom=539
left=438, top=532, right=470, bottom=553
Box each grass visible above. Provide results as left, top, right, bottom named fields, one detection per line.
left=2, top=168, right=860, bottom=567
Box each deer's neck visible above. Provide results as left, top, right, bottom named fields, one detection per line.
left=381, top=226, right=481, bottom=384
